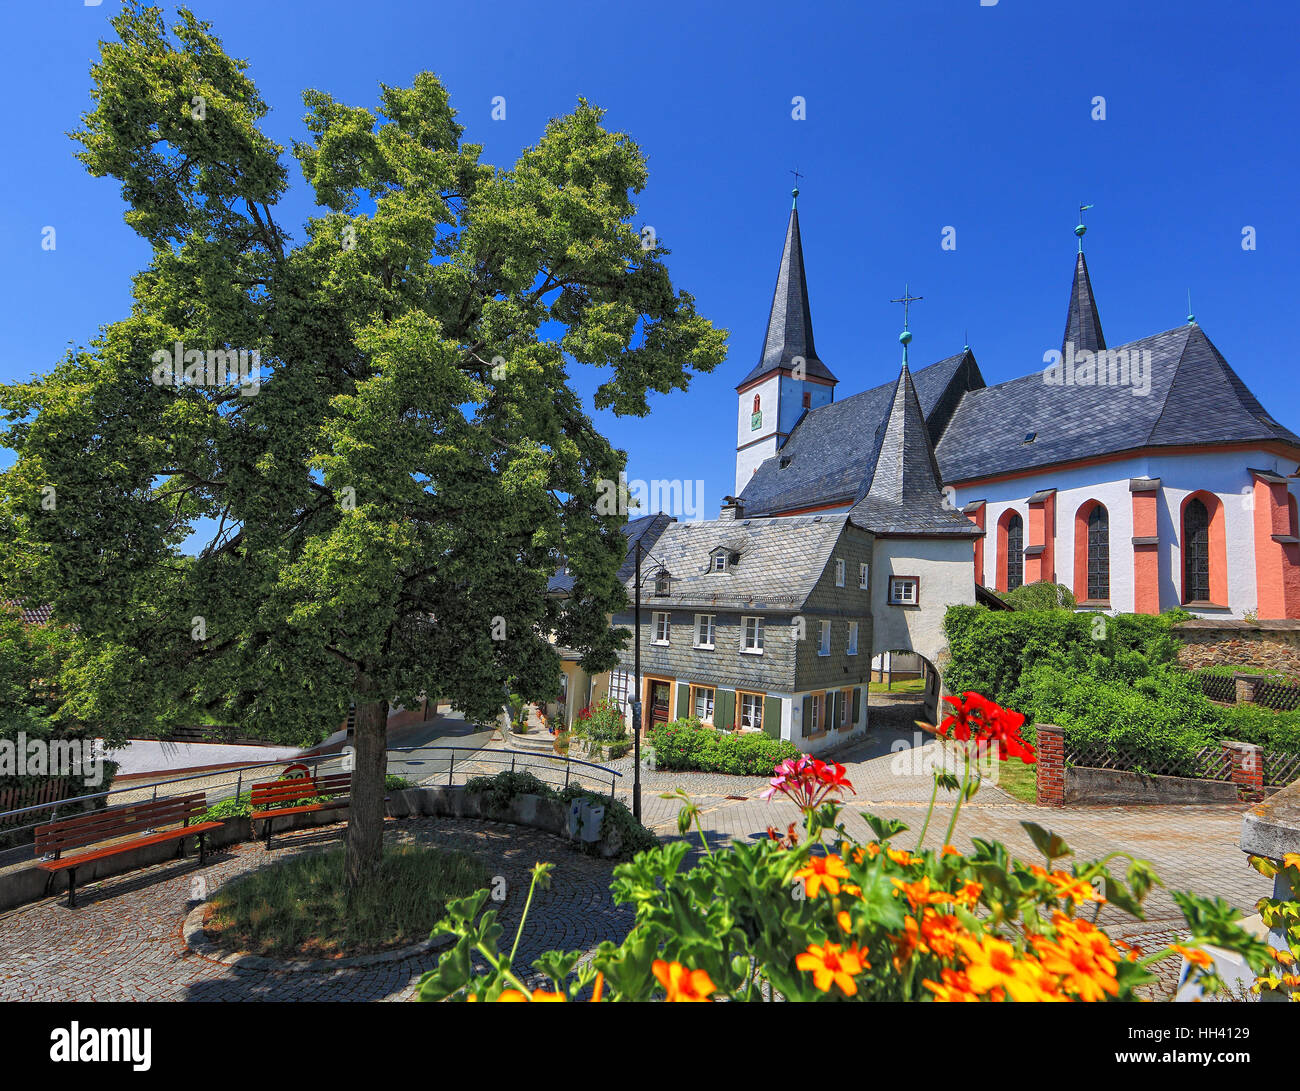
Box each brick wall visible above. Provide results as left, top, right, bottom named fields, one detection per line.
left=1035, top=724, right=1065, bottom=806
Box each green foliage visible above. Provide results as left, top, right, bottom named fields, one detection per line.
left=464, top=770, right=551, bottom=811
left=1215, top=704, right=1300, bottom=754
left=200, top=792, right=253, bottom=821
left=385, top=774, right=416, bottom=790
left=207, top=845, right=488, bottom=957
left=649, top=716, right=800, bottom=775
left=1001, top=581, right=1076, bottom=611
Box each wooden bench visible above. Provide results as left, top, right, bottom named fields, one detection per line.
left=34, top=793, right=223, bottom=908
left=250, top=772, right=353, bottom=849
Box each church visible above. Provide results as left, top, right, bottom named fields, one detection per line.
left=733, top=191, right=1300, bottom=624
left=602, top=190, right=1300, bottom=753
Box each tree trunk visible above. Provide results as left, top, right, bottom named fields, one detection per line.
left=345, top=695, right=389, bottom=892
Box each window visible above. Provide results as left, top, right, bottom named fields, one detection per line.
left=839, top=689, right=851, bottom=729
left=847, top=622, right=859, bottom=656
left=608, top=669, right=632, bottom=709
left=711, top=553, right=726, bottom=572
left=692, top=686, right=715, bottom=723
left=859, top=562, right=869, bottom=590
left=834, top=558, right=845, bottom=587
left=742, top=616, right=764, bottom=653
left=652, top=611, right=670, bottom=644
left=1087, top=505, right=1110, bottom=601
left=739, top=692, right=764, bottom=732
left=817, top=620, right=831, bottom=656
left=806, top=693, right=823, bottom=736
left=694, top=614, right=716, bottom=648
left=889, top=576, right=919, bottom=605
left=1006, top=513, right=1024, bottom=591
left=802, top=391, right=812, bottom=409
left=1184, top=498, right=1210, bottom=602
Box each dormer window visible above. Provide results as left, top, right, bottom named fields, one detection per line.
left=709, top=547, right=737, bottom=573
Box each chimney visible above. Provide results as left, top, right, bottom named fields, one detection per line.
left=720, top=496, right=745, bottom=521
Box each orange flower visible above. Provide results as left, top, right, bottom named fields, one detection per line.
left=1169, top=944, right=1214, bottom=970
left=837, top=910, right=853, bottom=933
left=796, top=942, right=868, bottom=996
left=590, top=971, right=605, bottom=1002
left=891, top=876, right=955, bottom=909
left=653, top=960, right=716, bottom=1002
left=1031, top=866, right=1104, bottom=906
left=1031, top=916, right=1121, bottom=1001
left=887, top=847, right=915, bottom=867
left=920, top=910, right=965, bottom=959
left=954, top=881, right=983, bottom=907
left=793, top=854, right=851, bottom=898
left=496, top=988, right=567, bottom=1002
left=956, top=935, right=1056, bottom=1002
left=923, top=968, right=978, bottom=1002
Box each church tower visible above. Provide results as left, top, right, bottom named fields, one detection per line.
left=734, top=188, right=837, bottom=495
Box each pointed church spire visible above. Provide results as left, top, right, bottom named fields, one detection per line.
left=866, top=340, right=945, bottom=508
left=1063, top=209, right=1106, bottom=355
left=735, top=190, right=836, bottom=390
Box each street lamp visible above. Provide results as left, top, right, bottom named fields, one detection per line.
left=629, top=537, right=671, bottom=821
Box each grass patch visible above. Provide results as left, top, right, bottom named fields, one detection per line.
left=869, top=677, right=926, bottom=694
left=987, top=759, right=1037, bottom=803
left=204, top=845, right=489, bottom=958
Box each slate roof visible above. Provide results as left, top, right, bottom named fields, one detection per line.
left=935, top=323, right=1300, bottom=484
left=2, top=600, right=53, bottom=625
left=847, top=364, right=983, bottom=537
left=1062, top=251, right=1106, bottom=355
left=623, top=514, right=850, bottom=613
left=546, top=513, right=674, bottom=595
left=735, top=206, right=837, bottom=390
left=738, top=351, right=980, bottom=517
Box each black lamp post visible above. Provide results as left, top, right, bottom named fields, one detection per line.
left=630, top=539, right=643, bottom=820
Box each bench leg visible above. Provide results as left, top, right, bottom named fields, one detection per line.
left=264, top=817, right=274, bottom=850
left=197, top=832, right=207, bottom=866
left=66, top=868, right=77, bottom=909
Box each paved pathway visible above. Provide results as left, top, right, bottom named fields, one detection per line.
left=0, top=712, right=1271, bottom=1001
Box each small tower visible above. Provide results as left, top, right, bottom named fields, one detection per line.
left=1062, top=205, right=1106, bottom=356
left=734, top=186, right=837, bottom=495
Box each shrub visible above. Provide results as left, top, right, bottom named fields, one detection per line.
left=649, top=716, right=800, bottom=775
left=385, top=774, right=416, bottom=790
left=1215, top=704, right=1300, bottom=755
left=1002, top=581, right=1076, bottom=611
left=572, top=698, right=628, bottom=746
left=464, top=770, right=551, bottom=811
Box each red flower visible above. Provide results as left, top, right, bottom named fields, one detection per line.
left=937, top=692, right=1036, bottom=764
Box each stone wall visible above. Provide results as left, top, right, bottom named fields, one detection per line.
left=1173, top=619, right=1300, bottom=677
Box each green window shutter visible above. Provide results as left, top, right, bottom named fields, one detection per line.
left=763, top=696, right=782, bottom=740
left=801, top=695, right=813, bottom=737
left=676, top=683, right=690, bottom=719
left=833, top=691, right=843, bottom=728
left=715, top=689, right=735, bottom=731
left=852, top=687, right=862, bottom=725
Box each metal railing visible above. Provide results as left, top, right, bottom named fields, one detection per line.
left=0, top=743, right=620, bottom=849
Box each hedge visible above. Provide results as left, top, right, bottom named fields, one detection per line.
left=649, top=716, right=800, bottom=775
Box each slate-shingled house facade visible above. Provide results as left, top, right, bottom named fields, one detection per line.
left=735, top=198, right=1300, bottom=621
left=608, top=514, right=877, bottom=754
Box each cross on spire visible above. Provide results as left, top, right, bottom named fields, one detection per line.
left=1076, top=202, right=1094, bottom=252
left=790, top=167, right=804, bottom=208
left=890, top=284, right=923, bottom=329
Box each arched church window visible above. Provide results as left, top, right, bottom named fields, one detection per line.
left=1087, top=504, right=1110, bottom=601
left=753, top=394, right=761, bottom=414
left=1006, top=513, right=1024, bottom=591
left=1183, top=498, right=1210, bottom=602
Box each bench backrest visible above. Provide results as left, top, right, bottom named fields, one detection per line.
left=250, top=772, right=352, bottom=809
left=34, top=792, right=209, bottom=857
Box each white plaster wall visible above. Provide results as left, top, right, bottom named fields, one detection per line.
left=869, top=537, right=976, bottom=666
left=777, top=375, right=833, bottom=436
left=787, top=688, right=868, bottom=755
left=735, top=373, right=781, bottom=495
left=949, top=448, right=1300, bottom=618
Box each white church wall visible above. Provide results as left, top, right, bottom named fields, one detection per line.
left=869, top=537, right=975, bottom=668
left=735, top=373, right=781, bottom=495
left=950, top=448, right=1300, bottom=618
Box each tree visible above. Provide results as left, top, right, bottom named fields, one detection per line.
left=0, top=3, right=726, bottom=890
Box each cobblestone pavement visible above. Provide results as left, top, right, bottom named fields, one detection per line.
left=0, top=713, right=1273, bottom=1002
left=0, top=817, right=631, bottom=1001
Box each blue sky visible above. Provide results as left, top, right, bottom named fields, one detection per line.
left=2, top=0, right=1298, bottom=524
